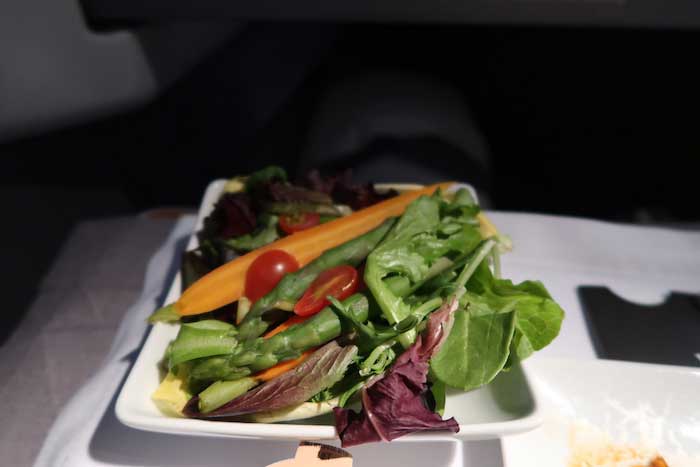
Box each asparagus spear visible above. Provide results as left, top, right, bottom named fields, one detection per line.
left=189, top=294, right=369, bottom=383
left=237, top=218, right=395, bottom=340
left=168, top=320, right=238, bottom=369
left=198, top=377, right=258, bottom=413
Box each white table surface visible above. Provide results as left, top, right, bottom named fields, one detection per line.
left=32, top=211, right=700, bottom=467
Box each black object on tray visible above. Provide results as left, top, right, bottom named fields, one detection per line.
left=578, top=286, right=700, bottom=367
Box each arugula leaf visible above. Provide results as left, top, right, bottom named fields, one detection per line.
left=430, top=308, right=515, bottom=391
left=309, top=366, right=367, bottom=406
left=440, top=188, right=480, bottom=222
left=329, top=296, right=419, bottom=355
left=364, top=196, right=438, bottom=324
left=365, top=195, right=482, bottom=330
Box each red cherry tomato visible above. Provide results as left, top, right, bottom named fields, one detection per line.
left=245, top=250, right=300, bottom=303
left=294, top=265, right=358, bottom=317
left=279, top=213, right=320, bottom=235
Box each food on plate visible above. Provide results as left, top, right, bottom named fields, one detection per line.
left=568, top=420, right=670, bottom=467
left=149, top=168, right=565, bottom=446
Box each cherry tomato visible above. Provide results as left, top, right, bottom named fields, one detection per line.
left=245, top=250, right=299, bottom=303
left=279, top=212, right=320, bottom=235
left=294, top=265, right=358, bottom=317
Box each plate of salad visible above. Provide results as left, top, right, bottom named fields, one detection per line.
left=116, top=167, right=565, bottom=447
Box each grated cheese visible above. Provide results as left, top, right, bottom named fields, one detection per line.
left=568, top=420, right=660, bottom=467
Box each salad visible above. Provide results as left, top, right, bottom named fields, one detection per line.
left=149, top=168, right=565, bottom=447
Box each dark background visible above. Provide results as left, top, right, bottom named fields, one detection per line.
left=2, top=23, right=698, bottom=341
left=4, top=24, right=698, bottom=219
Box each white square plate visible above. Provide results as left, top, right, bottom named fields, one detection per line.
left=502, top=357, right=700, bottom=466
left=115, top=180, right=543, bottom=441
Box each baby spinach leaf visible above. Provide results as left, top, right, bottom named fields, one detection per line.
left=432, top=262, right=564, bottom=388
left=465, top=263, right=564, bottom=361
left=430, top=309, right=516, bottom=391
left=430, top=379, right=447, bottom=416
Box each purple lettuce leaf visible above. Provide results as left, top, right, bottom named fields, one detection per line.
left=184, top=341, right=357, bottom=420
left=265, top=181, right=334, bottom=205
left=302, top=169, right=397, bottom=210
left=333, top=297, right=460, bottom=447
left=199, top=192, right=257, bottom=241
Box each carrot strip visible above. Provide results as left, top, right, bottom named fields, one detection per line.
left=173, top=182, right=454, bottom=316
left=262, top=315, right=308, bottom=339
left=252, top=315, right=316, bottom=381
left=253, top=349, right=315, bottom=382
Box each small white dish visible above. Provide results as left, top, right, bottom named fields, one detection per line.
left=502, top=357, right=700, bottom=467
left=115, top=180, right=542, bottom=441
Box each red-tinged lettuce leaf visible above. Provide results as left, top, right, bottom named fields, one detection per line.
left=303, top=169, right=397, bottom=210
left=333, top=298, right=460, bottom=447
left=265, top=182, right=333, bottom=205
left=303, top=169, right=336, bottom=194
left=199, top=192, right=257, bottom=241
left=184, top=341, right=357, bottom=419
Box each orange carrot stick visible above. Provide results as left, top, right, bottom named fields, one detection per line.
left=262, top=314, right=308, bottom=339
left=254, top=315, right=315, bottom=381
left=253, top=349, right=315, bottom=382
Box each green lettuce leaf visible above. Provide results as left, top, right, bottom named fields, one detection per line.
left=430, top=308, right=515, bottom=391
left=465, top=263, right=564, bottom=361
left=430, top=263, right=564, bottom=390
left=365, top=194, right=482, bottom=328
left=225, top=214, right=280, bottom=252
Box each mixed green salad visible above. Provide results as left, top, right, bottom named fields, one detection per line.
left=149, top=167, right=564, bottom=447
